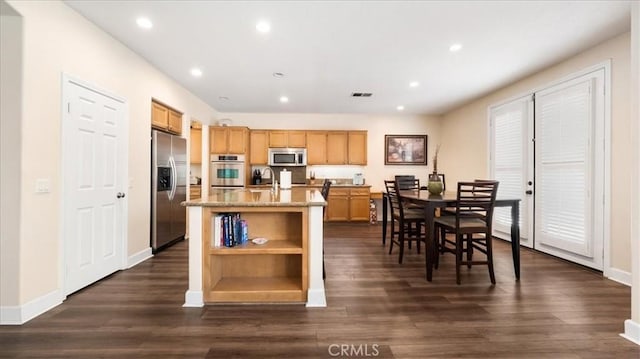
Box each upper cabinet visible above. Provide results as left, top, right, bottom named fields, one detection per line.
left=151, top=100, right=182, bottom=135
left=268, top=130, right=306, bottom=148
left=306, top=131, right=328, bottom=165
left=210, top=126, right=248, bottom=154
left=190, top=127, right=202, bottom=164
left=249, top=130, right=268, bottom=164
left=326, top=131, right=348, bottom=165
left=347, top=131, right=367, bottom=165
left=307, top=130, right=366, bottom=165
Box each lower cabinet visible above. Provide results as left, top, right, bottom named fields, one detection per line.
left=203, top=208, right=307, bottom=303
left=327, top=187, right=370, bottom=222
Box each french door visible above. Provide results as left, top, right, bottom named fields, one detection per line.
left=490, top=67, right=606, bottom=270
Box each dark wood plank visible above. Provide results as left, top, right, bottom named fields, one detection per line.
left=0, top=223, right=637, bottom=358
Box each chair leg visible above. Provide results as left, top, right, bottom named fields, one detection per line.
left=322, top=250, right=326, bottom=279
left=486, top=233, right=496, bottom=284
left=398, top=224, right=405, bottom=264
left=440, top=227, right=447, bottom=254
left=407, top=222, right=412, bottom=250
left=455, top=233, right=463, bottom=285
left=466, top=234, right=473, bottom=268
left=416, top=222, right=421, bottom=254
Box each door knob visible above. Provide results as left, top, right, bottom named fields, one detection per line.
left=117, top=192, right=126, bottom=198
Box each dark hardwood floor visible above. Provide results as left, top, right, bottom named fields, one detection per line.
left=1, top=223, right=638, bottom=358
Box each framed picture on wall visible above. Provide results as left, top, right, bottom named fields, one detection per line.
left=384, top=135, right=427, bottom=165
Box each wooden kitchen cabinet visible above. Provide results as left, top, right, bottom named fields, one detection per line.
left=269, top=130, right=306, bottom=148
left=151, top=101, right=183, bottom=135
left=249, top=130, right=268, bottom=164
left=307, top=131, right=347, bottom=165
left=168, top=110, right=183, bottom=134
left=306, top=131, right=328, bottom=165
left=348, top=131, right=367, bottom=165
left=326, top=186, right=371, bottom=222
left=189, top=186, right=201, bottom=199
left=210, top=126, right=248, bottom=154
left=327, top=132, right=348, bottom=165
left=349, top=187, right=371, bottom=221
left=190, top=127, right=202, bottom=164
left=326, top=188, right=350, bottom=221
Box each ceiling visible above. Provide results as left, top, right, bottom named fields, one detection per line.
left=64, top=1, right=631, bottom=115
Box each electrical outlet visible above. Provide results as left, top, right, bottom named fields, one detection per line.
left=35, top=179, right=51, bottom=193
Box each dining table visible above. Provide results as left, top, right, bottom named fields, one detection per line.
left=383, top=190, right=521, bottom=282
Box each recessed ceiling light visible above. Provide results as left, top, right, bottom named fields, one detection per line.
left=190, top=68, right=203, bottom=77
left=449, top=43, right=463, bottom=52
left=136, top=17, right=153, bottom=29
left=273, top=72, right=285, bottom=78
left=409, top=81, right=420, bottom=88
left=280, top=96, right=289, bottom=103
left=256, top=20, right=271, bottom=33
left=396, top=105, right=405, bottom=111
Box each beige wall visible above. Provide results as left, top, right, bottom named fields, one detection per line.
left=5, top=0, right=218, bottom=305
left=0, top=6, right=22, bottom=307
left=223, top=113, right=442, bottom=192
left=440, top=32, right=632, bottom=272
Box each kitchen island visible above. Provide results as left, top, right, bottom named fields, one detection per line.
left=182, top=187, right=327, bottom=307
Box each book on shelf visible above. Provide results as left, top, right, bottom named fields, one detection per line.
left=211, top=213, right=249, bottom=248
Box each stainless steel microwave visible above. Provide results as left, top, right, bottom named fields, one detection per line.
left=268, top=148, right=307, bottom=166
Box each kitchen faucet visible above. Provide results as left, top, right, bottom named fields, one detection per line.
left=261, top=167, right=277, bottom=190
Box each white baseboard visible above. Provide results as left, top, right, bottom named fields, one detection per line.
left=621, top=319, right=640, bottom=345
left=605, top=267, right=631, bottom=286
left=0, top=289, right=63, bottom=325
left=183, top=290, right=204, bottom=307
left=305, top=288, right=327, bottom=307
left=127, top=247, right=153, bottom=269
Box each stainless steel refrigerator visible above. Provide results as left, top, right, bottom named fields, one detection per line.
left=151, top=129, right=187, bottom=252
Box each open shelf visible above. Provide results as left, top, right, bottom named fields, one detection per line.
left=210, top=240, right=303, bottom=255
left=202, top=207, right=308, bottom=304
left=208, top=277, right=304, bottom=302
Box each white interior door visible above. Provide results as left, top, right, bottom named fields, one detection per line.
left=534, top=70, right=604, bottom=270
left=62, top=76, right=127, bottom=295
left=489, top=95, right=534, bottom=248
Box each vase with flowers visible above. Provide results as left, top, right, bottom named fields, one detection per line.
left=428, top=144, right=443, bottom=195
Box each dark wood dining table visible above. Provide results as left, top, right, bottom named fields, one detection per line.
left=382, top=190, right=521, bottom=282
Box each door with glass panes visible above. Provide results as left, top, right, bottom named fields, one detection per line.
left=489, top=67, right=606, bottom=270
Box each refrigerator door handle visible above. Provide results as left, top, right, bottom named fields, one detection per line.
left=169, top=156, right=177, bottom=200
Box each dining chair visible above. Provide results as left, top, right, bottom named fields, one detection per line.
left=321, top=179, right=331, bottom=279
left=433, top=181, right=499, bottom=284
left=384, top=180, right=426, bottom=264
left=394, top=175, right=417, bottom=190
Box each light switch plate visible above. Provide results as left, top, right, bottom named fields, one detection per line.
left=35, top=178, right=50, bottom=193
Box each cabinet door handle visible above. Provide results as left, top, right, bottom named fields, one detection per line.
left=117, top=192, right=126, bottom=199
left=525, top=190, right=533, bottom=195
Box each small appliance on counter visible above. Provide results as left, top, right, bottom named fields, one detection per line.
left=353, top=173, right=365, bottom=185
left=252, top=169, right=262, bottom=185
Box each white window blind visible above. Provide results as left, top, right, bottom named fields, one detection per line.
left=489, top=97, right=531, bottom=242
left=534, top=79, right=593, bottom=257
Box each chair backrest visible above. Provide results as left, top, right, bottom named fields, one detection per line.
left=395, top=175, right=418, bottom=190
left=455, top=181, right=499, bottom=226
left=384, top=180, right=403, bottom=214
left=320, top=179, right=331, bottom=200
left=321, top=179, right=331, bottom=216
